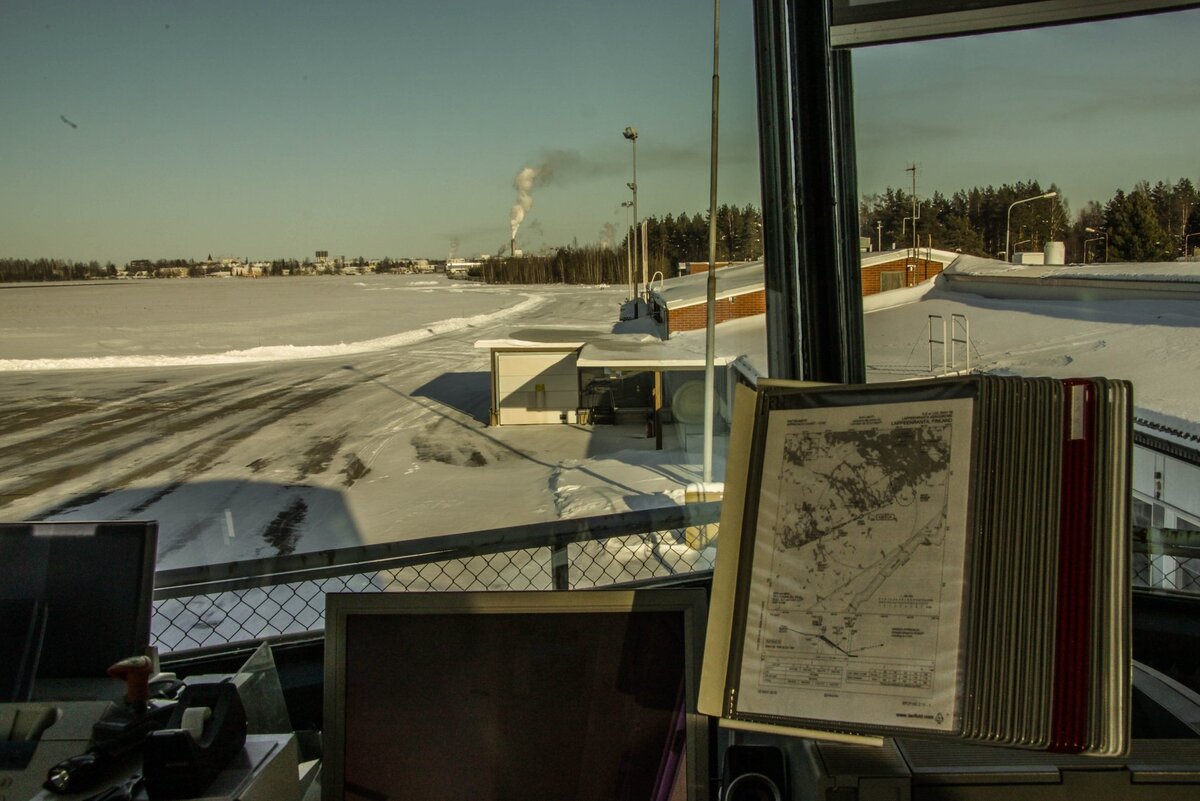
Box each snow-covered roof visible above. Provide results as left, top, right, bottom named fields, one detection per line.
left=578, top=334, right=735, bottom=368
left=476, top=315, right=768, bottom=373
left=941, top=255, right=1200, bottom=300
left=945, top=256, right=1200, bottom=283
left=861, top=247, right=960, bottom=268
left=474, top=326, right=608, bottom=351
left=1135, top=409, right=1200, bottom=464
left=651, top=261, right=764, bottom=310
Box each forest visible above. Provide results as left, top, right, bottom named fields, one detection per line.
left=483, top=178, right=1199, bottom=285
left=860, top=178, right=1200, bottom=263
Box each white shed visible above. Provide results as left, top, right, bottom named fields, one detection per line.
left=476, top=336, right=587, bottom=425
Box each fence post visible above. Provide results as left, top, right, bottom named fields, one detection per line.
left=551, top=543, right=570, bottom=590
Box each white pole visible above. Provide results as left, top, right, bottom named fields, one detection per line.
left=703, top=0, right=720, bottom=484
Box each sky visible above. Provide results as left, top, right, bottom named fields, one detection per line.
left=1, top=1, right=1199, bottom=263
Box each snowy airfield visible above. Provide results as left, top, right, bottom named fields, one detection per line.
left=0, top=275, right=705, bottom=570
left=3, top=269, right=1197, bottom=577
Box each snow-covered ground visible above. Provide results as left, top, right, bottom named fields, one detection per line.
left=4, top=269, right=1197, bottom=577
left=864, top=277, right=1200, bottom=429
left=0, top=275, right=711, bottom=571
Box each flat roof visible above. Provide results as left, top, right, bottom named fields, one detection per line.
left=861, top=247, right=960, bottom=267
left=476, top=322, right=766, bottom=372
left=651, top=261, right=764, bottom=310
left=946, top=254, right=1200, bottom=282
left=578, top=335, right=734, bottom=369
left=474, top=325, right=609, bottom=351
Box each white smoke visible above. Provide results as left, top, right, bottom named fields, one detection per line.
left=599, top=222, right=617, bottom=251
left=510, top=166, right=539, bottom=239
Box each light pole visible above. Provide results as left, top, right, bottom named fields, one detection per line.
left=622, top=127, right=639, bottom=302
left=1005, top=191, right=1057, bottom=262
left=1085, top=226, right=1109, bottom=262
left=621, top=200, right=634, bottom=300
left=1186, top=232, right=1200, bottom=259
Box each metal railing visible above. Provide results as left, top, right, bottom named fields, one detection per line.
left=151, top=502, right=721, bottom=654
left=1133, top=526, right=1200, bottom=596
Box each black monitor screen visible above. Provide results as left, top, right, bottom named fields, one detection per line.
left=324, top=589, right=709, bottom=801
left=0, top=522, right=157, bottom=679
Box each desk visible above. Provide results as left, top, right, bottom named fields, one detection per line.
left=2, top=701, right=303, bottom=801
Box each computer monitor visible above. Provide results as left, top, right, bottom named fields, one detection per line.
left=323, top=588, right=710, bottom=801
left=0, top=521, right=157, bottom=680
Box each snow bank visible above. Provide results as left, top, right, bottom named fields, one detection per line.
left=0, top=293, right=546, bottom=372
left=863, top=276, right=941, bottom=312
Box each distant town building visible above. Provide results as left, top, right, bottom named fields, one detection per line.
left=446, top=259, right=481, bottom=279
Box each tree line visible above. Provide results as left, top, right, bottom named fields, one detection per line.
left=860, top=178, right=1200, bottom=263
left=0, top=259, right=118, bottom=282
left=480, top=203, right=763, bottom=286
left=6, top=180, right=1195, bottom=286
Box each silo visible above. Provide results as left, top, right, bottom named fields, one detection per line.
left=1044, top=241, right=1066, bottom=265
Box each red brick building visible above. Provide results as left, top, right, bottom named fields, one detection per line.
left=859, top=248, right=958, bottom=296
left=649, top=251, right=962, bottom=337
left=650, top=261, right=765, bottom=337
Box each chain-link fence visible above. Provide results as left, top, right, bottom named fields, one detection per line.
left=152, top=503, right=721, bottom=654
left=153, top=513, right=1195, bottom=655
left=1133, top=526, right=1200, bottom=595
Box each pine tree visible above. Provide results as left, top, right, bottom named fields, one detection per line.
left=1106, top=187, right=1170, bottom=262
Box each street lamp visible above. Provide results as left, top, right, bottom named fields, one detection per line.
left=622, top=127, right=640, bottom=300
left=1184, top=231, right=1200, bottom=259
left=1005, top=191, right=1057, bottom=262
left=1085, top=226, right=1109, bottom=263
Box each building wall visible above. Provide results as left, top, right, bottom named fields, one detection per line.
left=860, top=256, right=947, bottom=296
left=666, top=289, right=766, bottom=336
left=493, top=350, right=580, bottom=425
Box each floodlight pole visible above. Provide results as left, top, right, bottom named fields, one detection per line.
left=1005, top=191, right=1057, bottom=262
left=1186, top=232, right=1200, bottom=258
left=623, top=127, right=640, bottom=303
left=703, top=0, right=720, bottom=485
left=1085, top=226, right=1109, bottom=263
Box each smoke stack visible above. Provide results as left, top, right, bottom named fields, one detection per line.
left=510, top=237, right=515, bottom=258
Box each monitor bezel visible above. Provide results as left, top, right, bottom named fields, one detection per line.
left=323, top=588, right=710, bottom=801
left=0, top=520, right=158, bottom=680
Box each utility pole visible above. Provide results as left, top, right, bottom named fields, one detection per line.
left=905, top=164, right=919, bottom=260
left=623, top=127, right=640, bottom=302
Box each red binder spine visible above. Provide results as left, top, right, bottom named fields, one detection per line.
left=1050, top=379, right=1096, bottom=752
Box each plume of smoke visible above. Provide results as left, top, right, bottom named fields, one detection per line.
left=510, top=166, right=540, bottom=239
left=447, top=237, right=460, bottom=259
left=508, top=151, right=583, bottom=240
left=507, top=141, right=731, bottom=243
left=599, top=222, right=617, bottom=251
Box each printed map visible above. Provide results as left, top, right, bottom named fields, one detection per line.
left=770, top=423, right=952, bottom=615
left=736, top=400, right=973, bottom=729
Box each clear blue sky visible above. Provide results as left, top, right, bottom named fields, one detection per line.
left=2, top=2, right=1198, bottom=263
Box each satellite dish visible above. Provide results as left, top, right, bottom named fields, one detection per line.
left=671, top=381, right=706, bottom=424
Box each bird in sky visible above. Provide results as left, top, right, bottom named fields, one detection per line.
left=60, top=115, right=78, bottom=129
